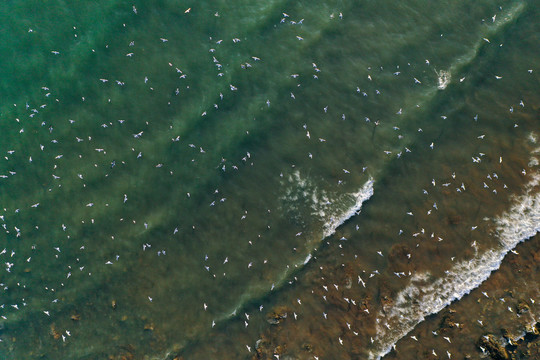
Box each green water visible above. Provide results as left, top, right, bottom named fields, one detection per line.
left=0, top=0, right=539, bottom=359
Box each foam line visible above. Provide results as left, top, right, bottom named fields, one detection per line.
left=322, top=178, right=375, bottom=238
left=370, top=174, right=540, bottom=360
left=210, top=178, right=376, bottom=331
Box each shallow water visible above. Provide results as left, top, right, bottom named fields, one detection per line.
left=0, top=0, right=539, bottom=359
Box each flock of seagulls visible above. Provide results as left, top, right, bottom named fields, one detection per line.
left=0, top=3, right=537, bottom=360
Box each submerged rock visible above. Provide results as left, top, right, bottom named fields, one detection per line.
left=266, top=306, right=290, bottom=325
left=439, top=310, right=458, bottom=331
left=478, top=334, right=509, bottom=360
left=516, top=301, right=530, bottom=314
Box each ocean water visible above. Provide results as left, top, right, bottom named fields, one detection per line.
left=0, top=0, right=539, bottom=359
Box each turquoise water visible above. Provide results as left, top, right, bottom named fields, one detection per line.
left=0, top=0, right=539, bottom=359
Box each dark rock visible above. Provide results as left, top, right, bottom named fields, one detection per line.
left=266, top=306, right=289, bottom=325
left=478, top=334, right=509, bottom=360
left=516, top=301, right=530, bottom=314
left=439, top=311, right=457, bottom=331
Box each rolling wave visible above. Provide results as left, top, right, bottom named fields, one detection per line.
left=370, top=146, right=540, bottom=359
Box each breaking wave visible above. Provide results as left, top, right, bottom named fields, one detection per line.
left=281, top=170, right=374, bottom=238
left=370, top=172, right=540, bottom=359
left=321, top=178, right=375, bottom=238
left=436, top=70, right=451, bottom=90
left=214, top=175, right=375, bottom=329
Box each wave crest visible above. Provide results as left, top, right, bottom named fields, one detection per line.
left=370, top=173, right=540, bottom=359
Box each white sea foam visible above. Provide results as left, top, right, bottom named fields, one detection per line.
left=281, top=171, right=374, bottom=239
left=370, top=173, right=540, bottom=359
left=216, top=177, right=375, bottom=329
left=437, top=70, right=451, bottom=90
left=321, top=179, right=374, bottom=238
left=281, top=171, right=374, bottom=237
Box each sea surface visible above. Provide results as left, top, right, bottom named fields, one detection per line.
left=0, top=1, right=539, bottom=359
